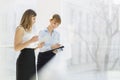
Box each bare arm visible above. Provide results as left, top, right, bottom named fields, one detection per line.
left=14, top=27, right=38, bottom=51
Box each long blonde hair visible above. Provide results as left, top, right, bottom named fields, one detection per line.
left=20, top=9, right=37, bottom=31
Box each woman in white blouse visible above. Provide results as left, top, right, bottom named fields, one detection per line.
left=14, top=9, right=44, bottom=80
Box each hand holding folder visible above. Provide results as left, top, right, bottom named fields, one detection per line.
left=47, top=46, right=64, bottom=52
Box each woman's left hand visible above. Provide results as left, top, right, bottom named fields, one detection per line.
left=35, top=42, right=45, bottom=50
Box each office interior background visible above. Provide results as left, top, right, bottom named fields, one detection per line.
left=0, top=0, right=120, bottom=80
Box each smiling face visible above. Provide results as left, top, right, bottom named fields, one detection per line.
left=50, top=19, right=60, bottom=29
left=49, top=14, right=61, bottom=29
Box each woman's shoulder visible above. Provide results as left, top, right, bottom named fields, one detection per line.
left=16, top=25, right=24, bottom=31
left=39, top=29, right=47, bottom=34
left=16, top=25, right=25, bottom=33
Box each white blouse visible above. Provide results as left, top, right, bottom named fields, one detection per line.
left=18, top=26, right=38, bottom=48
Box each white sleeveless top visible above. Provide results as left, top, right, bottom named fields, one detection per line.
left=18, top=26, right=38, bottom=48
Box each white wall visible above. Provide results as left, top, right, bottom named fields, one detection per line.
left=62, top=0, right=120, bottom=71
left=36, top=0, right=61, bottom=29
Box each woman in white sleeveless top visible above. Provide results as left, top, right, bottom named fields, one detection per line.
left=14, top=9, right=44, bottom=80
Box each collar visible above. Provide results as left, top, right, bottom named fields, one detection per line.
left=45, top=28, right=54, bottom=33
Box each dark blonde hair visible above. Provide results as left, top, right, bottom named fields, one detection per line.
left=20, top=9, right=37, bottom=31
left=51, top=14, right=61, bottom=24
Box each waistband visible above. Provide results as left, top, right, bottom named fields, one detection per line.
left=21, top=48, right=34, bottom=52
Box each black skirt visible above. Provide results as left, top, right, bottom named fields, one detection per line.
left=37, top=51, right=56, bottom=71
left=16, top=48, right=36, bottom=80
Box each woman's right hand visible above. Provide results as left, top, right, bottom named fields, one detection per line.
left=30, top=36, right=39, bottom=43
left=37, top=42, right=45, bottom=48
left=51, top=43, right=61, bottom=49
left=34, top=42, right=45, bottom=50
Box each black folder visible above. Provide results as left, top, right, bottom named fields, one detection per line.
left=48, top=46, right=64, bottom=52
